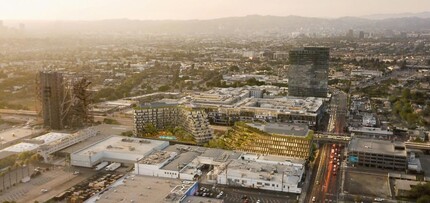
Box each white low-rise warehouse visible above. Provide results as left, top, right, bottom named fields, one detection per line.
left=0, top=132, right=71, bottom=154
left=134, top=144, right=305, bottom=194
left=217, top=154, right=304, bottom=193
left=71, top=136, right=169, bottom=167
left=68, top=135, right=305, bottom=194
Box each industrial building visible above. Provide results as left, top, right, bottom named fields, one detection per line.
left=67, top=133, right=305, bottom=194
left=39, top=71, right=65, bottom=130
left=348, top=138, right=407, bottom=170
left=288, top=47, right=329, bottom=98
left=134, top=144, right=305, bottom=194
left=87, top=175, right=200, bottom=203
left=134, top=101, right=213, bottom=144
left=217, top=155, right=304, bottom=193
left=0, top=127, right=103, bottom=164
left=0, top=132, right=71, bottom=154
left=70, top=136, right=169, bottom=167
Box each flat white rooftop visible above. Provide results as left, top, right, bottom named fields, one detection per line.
left=349, top=138, right=406, bottom=156
left=73, top=136, right=168, bottom=157
left=1, top=142, right=39, bottom=153
left=33, top=132, right=70, bottom=144
left=88, top=175, right=195, bottom=203
left=221, top=159, right=304, bottom=184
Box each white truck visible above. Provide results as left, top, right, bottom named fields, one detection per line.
left=105, top=162, right=121, bottom=171
left=95, top=161, right=109, bottom=171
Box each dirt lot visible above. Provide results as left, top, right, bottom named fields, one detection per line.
left=344, top=170, right=391, bottom=198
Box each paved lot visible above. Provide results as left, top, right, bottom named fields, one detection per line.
left=200, top=184, right=298, bottom=203
left=344, top=170, right=391, bottom=198
left=0, top=127, right=43, bottom=149
left=0, top=166, right=96, bottom=203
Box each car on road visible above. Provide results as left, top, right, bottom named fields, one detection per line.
left=374, top=198, right=385, bottom=202
left=312, top=196, right=316, bottom=202
left=41, top=189, right=49, bottom=193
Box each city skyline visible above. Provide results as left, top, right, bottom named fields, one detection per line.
left=0, top=0, right=430, bottom=20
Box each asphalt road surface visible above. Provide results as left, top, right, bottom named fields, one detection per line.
left=331, top=91, right=348, bottom=134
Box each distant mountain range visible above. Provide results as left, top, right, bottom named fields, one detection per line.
left=8, top=13, right=430, bottom=36
left=362, top=11, right=430, bottom=20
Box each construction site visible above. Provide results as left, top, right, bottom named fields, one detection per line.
left=37, top=71, right=93, bottom=130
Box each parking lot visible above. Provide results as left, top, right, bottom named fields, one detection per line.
left=344, top=170, right=391, bottom=198
left=0, top=166, right=96, bottom=203
left=199, top=184, right=299, bottom=203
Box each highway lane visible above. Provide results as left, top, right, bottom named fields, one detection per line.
left=307, top=144, right=330, bottom=203
left=307, top=144, right=344, bottom=202
left=325, top=144, right=343, bottom=202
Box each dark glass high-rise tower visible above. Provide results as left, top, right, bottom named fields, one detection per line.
left=288, top=47, right=329, bottom=98
left=39, top=71, right=65, bottom=130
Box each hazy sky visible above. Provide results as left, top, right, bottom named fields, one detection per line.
left=1, top=0, right=429, bottom=20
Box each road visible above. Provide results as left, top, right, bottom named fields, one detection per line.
left=307, top=144, right=344, bottom=203
left=94, top=115, right=134, bottom=126
left=306, top=144, right=329, bottom=203
left=306, top=91, right=349, bottom=203
left=329, top=91, right=348, bottom=134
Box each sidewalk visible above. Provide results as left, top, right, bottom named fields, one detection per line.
left=298, top=166, right=312, bottom=203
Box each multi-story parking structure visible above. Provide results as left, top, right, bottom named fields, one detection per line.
left=348, top=138, right=407, bottom=170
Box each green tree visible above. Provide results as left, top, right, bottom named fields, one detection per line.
left=143, top=123, right=158, bottom=136
left=103, top=118, right=120, bottom=125
left=158, top=85, right=170, bottom=92
left=417, top=195, right=430, bottom=203
left=408, top=182, right=430, bottom=200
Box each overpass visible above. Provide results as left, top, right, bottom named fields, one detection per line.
left=314, top=132, right=351, bottom=143
left=38, top=127, right=99, bottom=162
left=405, top=142, right=430, bottom=152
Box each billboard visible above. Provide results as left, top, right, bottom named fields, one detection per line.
left=348, top=155, right=359, bottom=163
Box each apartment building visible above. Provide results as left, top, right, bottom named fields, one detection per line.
left=233, top=122, right=313, bottom=159
left=134, top=101, right=213, bottom=144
